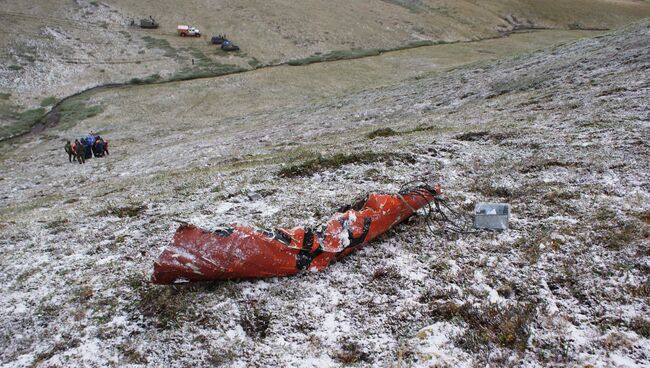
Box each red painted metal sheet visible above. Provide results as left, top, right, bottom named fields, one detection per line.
left=152, top=187, right=437, bottom=284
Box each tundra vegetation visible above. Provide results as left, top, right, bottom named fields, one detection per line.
left=0, top=1, right=649, bottom=366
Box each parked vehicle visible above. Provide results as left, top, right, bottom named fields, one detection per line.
left=211, top=35, right=226, bottom=45
left=177, top=25, right=201, bottom=37
left=221, top=40, right=240, bottom=51
left=140, top=16, right=159, bottom=29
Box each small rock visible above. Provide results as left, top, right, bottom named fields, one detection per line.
left=246, top=191, right=261, bottom=201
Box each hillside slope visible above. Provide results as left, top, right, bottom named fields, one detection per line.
left=0, top=20, right=648, bottom=367
left=1, top=0, right=648, bottom=105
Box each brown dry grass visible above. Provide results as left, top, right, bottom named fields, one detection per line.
left=430, top=301, right=537, bottom=352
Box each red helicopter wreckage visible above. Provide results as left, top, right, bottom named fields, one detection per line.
left=152, top=184, right=468, bottom=284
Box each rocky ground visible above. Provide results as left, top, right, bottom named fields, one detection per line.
left=0, top=17, right=649, bottom=368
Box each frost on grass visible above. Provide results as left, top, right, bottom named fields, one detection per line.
left=0, top=21, right=649, bottom=367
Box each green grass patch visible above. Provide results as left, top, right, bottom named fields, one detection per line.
left=288, top=48, right=383, bottom=66
left=393, top=40, right=440, bottom=51
left=0, top=93, right=11, bottom=100
left=17, top=108, right=46, bottom=126
left=188, top=48, right=214, bottom=67
left=142, top=36, right=179, bottom=60
left=8, top=65, right=23, bottom=71
left=166, top=48, right=246, bottom=81
left=407, top=40, right=436, bottom=47
left=58, top=98, right=105, bottom=129
left=214, top=47, right=244, bottom=57
left=130, top=73, right=161, bottom=85
left=40, top=96, right=57, bottom=107
left=0, top=105, right=46, bottom=141
left=278, top=151, right=415, bottom=177
left=367, top=125, right=439, bottom=140
left=248, top=57, right=261, bottom=68
left=169, top=64, right=245, bottom=82
left=367, top=127, right=399, bottom=139
left=288, top=40, right=441, bottom=66
left=380, top=0, right=428, bottom=13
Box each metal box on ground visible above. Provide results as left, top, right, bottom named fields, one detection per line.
left=473, top=203, right=510, bottom=230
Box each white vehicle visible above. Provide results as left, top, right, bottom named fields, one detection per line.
left=177, top=25, right=201, bottom=37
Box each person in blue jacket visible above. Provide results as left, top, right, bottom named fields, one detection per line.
left=86, top=132, right=96, bottom=147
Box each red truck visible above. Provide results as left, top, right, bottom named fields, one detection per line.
left=177, top=25, right=201, bottom=37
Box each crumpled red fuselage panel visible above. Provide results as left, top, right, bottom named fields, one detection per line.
left=152, top=189, right=434, bottom=284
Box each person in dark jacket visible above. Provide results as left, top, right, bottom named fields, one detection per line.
left=73, top=139, right=85, bottom=164
left=64, top=140, right=74, bottom=162
left=82, top=138, right=92, bottom=159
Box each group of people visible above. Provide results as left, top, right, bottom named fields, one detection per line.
left=64, top=131, right=109, bottom=164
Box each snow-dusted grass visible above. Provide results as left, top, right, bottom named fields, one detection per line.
left=0, top=21, right=649, bottom=367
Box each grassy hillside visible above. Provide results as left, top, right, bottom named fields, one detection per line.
left=2, top=0, right=649, bottom=141
left=1, top=0, right=648, bottom=104
left=32, top=29, right=599, bottom=146
left=0, top=20, right=648, bottom=366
